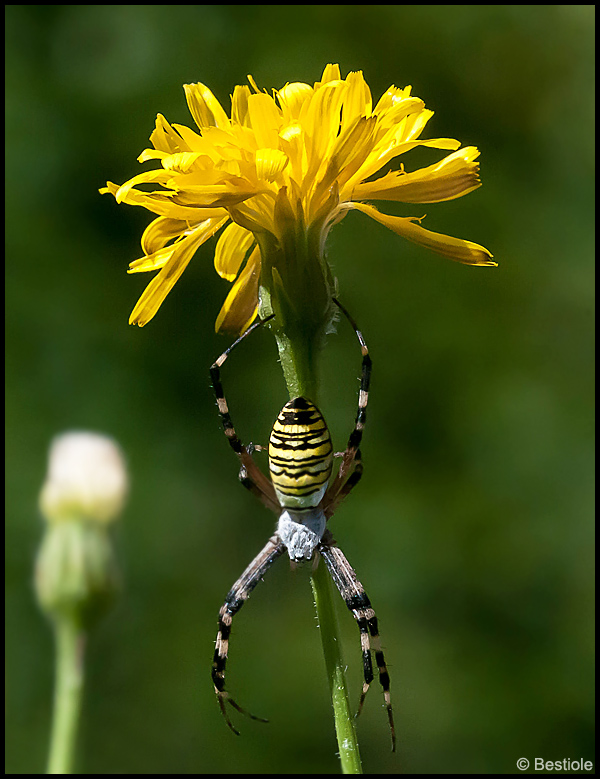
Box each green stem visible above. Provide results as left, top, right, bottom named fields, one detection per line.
left=311, top=556, right=363, bottom=773
left=47, top=619, right=86, bottom=774
left=276, top=327, right=363, bottom=774
left=273, top=328, right=320, bottom=402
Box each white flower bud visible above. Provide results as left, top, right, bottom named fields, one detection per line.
left=39, top=432, right=128, bottom=524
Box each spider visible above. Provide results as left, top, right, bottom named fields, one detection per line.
left=209, top=297, right=395, bottom=751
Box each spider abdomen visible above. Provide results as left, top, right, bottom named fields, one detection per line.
left=268, top=397, right=333, bottom=509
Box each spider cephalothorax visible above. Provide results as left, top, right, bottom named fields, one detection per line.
left=209, top=298, right=395, bottom=750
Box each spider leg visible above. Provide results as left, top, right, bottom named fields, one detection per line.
left=318, top=532, right=396, bottom=752
left=323, top=299, right=371, bottom=514
left=237, top=452, right=278, bottom=512
left=212, top=534, right=285, bottom=734
left=210, top=316, right=280, bottom=514
left=323, top=452, right=363, bottom=520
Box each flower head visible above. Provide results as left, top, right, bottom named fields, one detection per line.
left=36, top=432, right=127, bottom=627
left=101, top=64, right=494, bottom=333
left=39, top=432, right=128, bottom=525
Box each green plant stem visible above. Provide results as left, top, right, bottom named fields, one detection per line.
left=47, top=619, right=86, bottom=774
left=275, top=327, right=363, bottom=774
left=311, top=556, right=363, bottom=774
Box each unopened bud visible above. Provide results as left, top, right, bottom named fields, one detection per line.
left=39, top=432, right=128, bottom=525
left=35, top=432, right=128, bottom=628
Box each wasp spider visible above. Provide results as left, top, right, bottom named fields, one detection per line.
left=210, top=298, right=395, bottom=750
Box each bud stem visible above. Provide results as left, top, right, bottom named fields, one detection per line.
left=46, top=619, right=86, bottom=774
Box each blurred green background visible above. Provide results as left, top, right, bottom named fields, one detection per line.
left=6, top=5, right=594, bottom=775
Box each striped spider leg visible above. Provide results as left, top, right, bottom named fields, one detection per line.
left=209, top=301, right=395, bottom=748
left=318, top=530, right=396, bottom=752
left=210, top=314, right=282, bottom=730
left=322, top=297, right=372, bottom=520
left=210, top=315, right=280, bottom=514
left=320, top=302, right=395, bottom=750
left=212, top=535, right=285, bottom=733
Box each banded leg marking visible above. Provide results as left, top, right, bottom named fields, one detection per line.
left=323, top=299, right=372, bottom=514
left=318, top=536, right=396, bottom=752
left=324, top=454, right=363, bottom=520
left=212, top=535, right=285, bottom=734
left=210, top=316, right=279, bottom=513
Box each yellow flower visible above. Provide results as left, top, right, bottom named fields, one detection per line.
left=101, top=64, right=494, bottom=333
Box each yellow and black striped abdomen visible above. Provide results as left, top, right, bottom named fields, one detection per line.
left=269, top=397, right=333, bottom=509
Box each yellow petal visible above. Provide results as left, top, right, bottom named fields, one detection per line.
left=342, top=71, right=372, bottom=122
left=228, top=193, right=277, bottom=235
left=160, top=152, right=208, bottom=173
left=100, top=180, right=227, bottom=220
left=130, top=216, right=228, bottom=274
left=317, top=64, right=341, bottom=86
left=170, top=123, right=207, bottom=153
left=327, top=116, right=376, bottom=186
left=276, top=82, right=313, bottom=121
left=165, top=170, right=260, bottom=208
left=278, top=121, right=305, bottom=183
left=246, top=74, right=261, bottom=94
left=231, top=84, right=252, bottom=126
left=247, top=92, right=283, bottom=149
left=352, top=135, right=462, bottom=190
left=128, top=245, right=176, bottom=274
left=138, top=148, right=170, bottom=163
left=129, top=216, right=228, bottom=326
left=184, top=82, right=230, bottom=129
left=401, top=108, right=435, bottom=143
left=373, top=85, right=414, bottom=116
left=148, top=114, right=189, bottom=154
left=255, top=148, right=289, bottom=182
left=141, top=217, right=190, bottom=255
left=302, top=82, right=345, bottom=180
left=354, top=147, right=482, bottom=204
left=215, top=246, right=261, bottom=334
left=310, top=117, right=375, bottom=218
left=351, top=202, right=496, bottom=266
left=115, top=169, right=172, bottom=203
left=374, top=99, right=427, bottom=140
left=214, top=221, right=255, bottom=280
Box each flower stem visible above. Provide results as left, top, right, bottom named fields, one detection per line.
left=46, top=619, right=86, bottom=774
left=274, top=326, right=363, bottom=774
left=311, top=557, right=363, bottom=773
